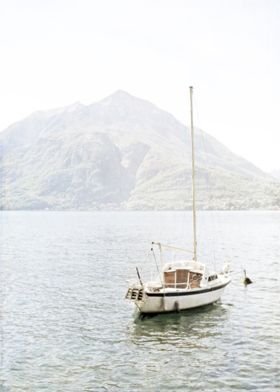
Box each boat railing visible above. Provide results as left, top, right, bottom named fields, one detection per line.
left=163, top=282, right=192, bottom=289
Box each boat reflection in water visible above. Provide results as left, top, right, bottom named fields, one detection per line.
left=129, top=302, right=232, bottom=348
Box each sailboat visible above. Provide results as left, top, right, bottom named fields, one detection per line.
left=126, top=87, right=231, bottom=315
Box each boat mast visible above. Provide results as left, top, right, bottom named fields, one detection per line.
left=189, top=86, right=197, bottom=261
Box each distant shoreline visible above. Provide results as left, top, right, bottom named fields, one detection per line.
left=1, top=208, right=280, bottom=212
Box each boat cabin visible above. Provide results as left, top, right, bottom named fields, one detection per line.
left=162, top=260, right=205, bottom=290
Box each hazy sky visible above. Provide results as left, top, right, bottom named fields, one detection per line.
left=1, top=0, right=279, bottom=171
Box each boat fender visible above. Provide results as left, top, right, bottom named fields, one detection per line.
left=223, top=263, right=230, bottom=274
left=174, top=301, right=180, bottom=313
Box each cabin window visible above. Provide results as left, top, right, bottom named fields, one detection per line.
left=164, top=269, right=202, bottom=289
left=208, top=274, right=218, bottom=282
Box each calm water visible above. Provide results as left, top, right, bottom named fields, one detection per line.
left=0, top=211, right=279, bottom=391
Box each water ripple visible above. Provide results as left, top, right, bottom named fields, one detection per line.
left=0, top=211, right=280, bottom=391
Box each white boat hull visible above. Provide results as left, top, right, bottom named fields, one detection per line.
left=132, top=279, right=231, bottom=314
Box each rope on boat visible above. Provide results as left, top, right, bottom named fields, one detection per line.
left=136, top=267, right=143, bottom=286
left=151, top=246, right=163, bottom=286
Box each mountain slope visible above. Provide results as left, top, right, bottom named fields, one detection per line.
left=271, top=169, right=280, bottom=181
left=0, top=90, right=279, bottom=210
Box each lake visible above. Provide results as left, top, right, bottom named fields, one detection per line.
left=0, top=211, right=279, bottom=391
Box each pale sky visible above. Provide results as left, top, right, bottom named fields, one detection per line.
left=1, top=0, right=279, bottom=171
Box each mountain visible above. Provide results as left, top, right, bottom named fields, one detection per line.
left=0, top=90, right=280, bottom=210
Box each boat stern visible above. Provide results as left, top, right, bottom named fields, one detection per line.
left=125, top=284, right=144, bottom=302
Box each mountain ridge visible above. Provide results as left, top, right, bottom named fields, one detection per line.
left=0, top=91, right=279, bottom=210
